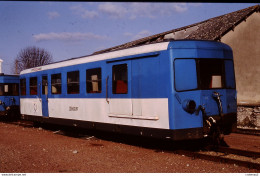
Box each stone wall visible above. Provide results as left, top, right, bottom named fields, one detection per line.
left=237, top=106, right=260, bottom=129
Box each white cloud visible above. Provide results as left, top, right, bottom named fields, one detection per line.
left=48, top=11, right=60, bottom=19
left=103, top=2, right=189, bottom=20
left=70, top=3, right=194, bottom=20
left=98, top=3, right=127, bottom=19
left=70, top=5, right=98, bottom=19
left=171, top=3, right=188, bottom=13
left=33, top=32, right=109, bottom=42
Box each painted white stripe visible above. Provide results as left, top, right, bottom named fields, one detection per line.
left=20, top=42, right=169, bottom=74
left=20, top=98, right=170, bottom=129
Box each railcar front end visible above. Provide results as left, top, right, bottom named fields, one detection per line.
left=170, top=41, right=237, bottom=141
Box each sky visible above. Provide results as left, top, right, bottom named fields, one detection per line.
left=0, top=2, right=258, bottom=74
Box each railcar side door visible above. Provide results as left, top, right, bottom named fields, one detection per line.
left=41, top=75, right=49, bottom=117
left=106, top=61, right=132, bottom=118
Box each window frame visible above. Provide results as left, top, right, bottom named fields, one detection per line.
left=67, top=70, right=80, bottom=94
left=20, top=78, right=26, bottom=96
left=174, top=58, right=235, bottom=92
left=86, top=68, right=102, bottom=94
left=51, top=73, right=62, bottom=95
left=0, top=83, right=19, bottom=96
left=29, top=77, right=38, bottom=95
left=174, top=58, right=198, bottom=92
left=112, top=64, right=128, bottom=94
left=197, top=59, right=226, bottom=90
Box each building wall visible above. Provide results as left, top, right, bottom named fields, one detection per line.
left=221, top=12, right=260, bottom=106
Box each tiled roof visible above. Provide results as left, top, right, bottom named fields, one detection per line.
left=94, top=5, right=260, bottom=54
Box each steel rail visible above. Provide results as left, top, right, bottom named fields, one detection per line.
left=213, top=146, right=260, bottom=158
left=174, top=150, right=260, bottom=170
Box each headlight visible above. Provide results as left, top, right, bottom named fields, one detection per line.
left=182, top=99, right=196, bottom=114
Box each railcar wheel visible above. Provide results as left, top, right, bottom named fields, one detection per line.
left=210, top=126, right=229, bottom=147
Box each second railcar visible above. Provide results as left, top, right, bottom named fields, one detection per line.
left=19, top=40, right=237, bottom=140
left=0, top=74, right=20, bottom=119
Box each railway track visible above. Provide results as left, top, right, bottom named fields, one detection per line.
left=213, top=146, right=260, bottom=158
left=174, top=146, right=260, bottom=170
left=236, top=127, right=260, bottom=136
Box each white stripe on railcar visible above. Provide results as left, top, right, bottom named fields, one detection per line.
left=20, top=98, right=170, bottom=129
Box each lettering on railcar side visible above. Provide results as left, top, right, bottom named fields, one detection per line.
left=69, top=106, right=79, bottom=111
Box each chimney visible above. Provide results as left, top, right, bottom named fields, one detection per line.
left=0, top=59, right=3, bottom=74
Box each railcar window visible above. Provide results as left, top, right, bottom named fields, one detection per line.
left=174, top=59, right=197, bottom=91
left=10, top=83, right=19, bottom=96
left=30, top=77, right=38, bottom=95
left=198, top=60, right=225, bottom=89
left=67, top=71, right=80, bottom=94
left=225, top=60, right=236, bottom=89
left=112, top=64, right=128, bottom=94
left=42, top=76, right=48, bottom=95
left=86, top=68, right=101, bottom=93
left=20, top=79, right=26, bottom=95
left=0, top=83, right=19, bottom=96
left=51, top=73, right=62, bottom=94
left=0, top=84, right=3, bottom=96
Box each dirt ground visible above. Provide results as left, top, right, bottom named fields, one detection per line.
left=0, top=121, right=259, bottom=173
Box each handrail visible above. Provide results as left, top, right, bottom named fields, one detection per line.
left=106, top=76, right=109, bottom=104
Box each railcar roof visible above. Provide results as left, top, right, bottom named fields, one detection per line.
left=20, top=40, right=231, bottom=75
left=20, top=41, right=170, bottom=75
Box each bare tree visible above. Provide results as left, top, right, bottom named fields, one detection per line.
left=13, top=46, right=53, bottom=74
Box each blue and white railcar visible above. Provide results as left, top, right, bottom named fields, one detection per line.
left=19, top=40, right=237, bottom=140
left=0, top=74, right=20, bottom=119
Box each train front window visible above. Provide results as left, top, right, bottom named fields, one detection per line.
left=174, top=58, right=235, bottom=91
left=225, top=60, right=236, bottom=89
left=174, top=59, right=197, bottom=91
left=198, top=59, right=225, bottom=89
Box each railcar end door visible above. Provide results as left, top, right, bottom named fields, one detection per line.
left=41, top=75, right=49, bottom=117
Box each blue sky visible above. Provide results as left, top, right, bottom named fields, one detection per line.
left=0, top=2, right=258, bottom=74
